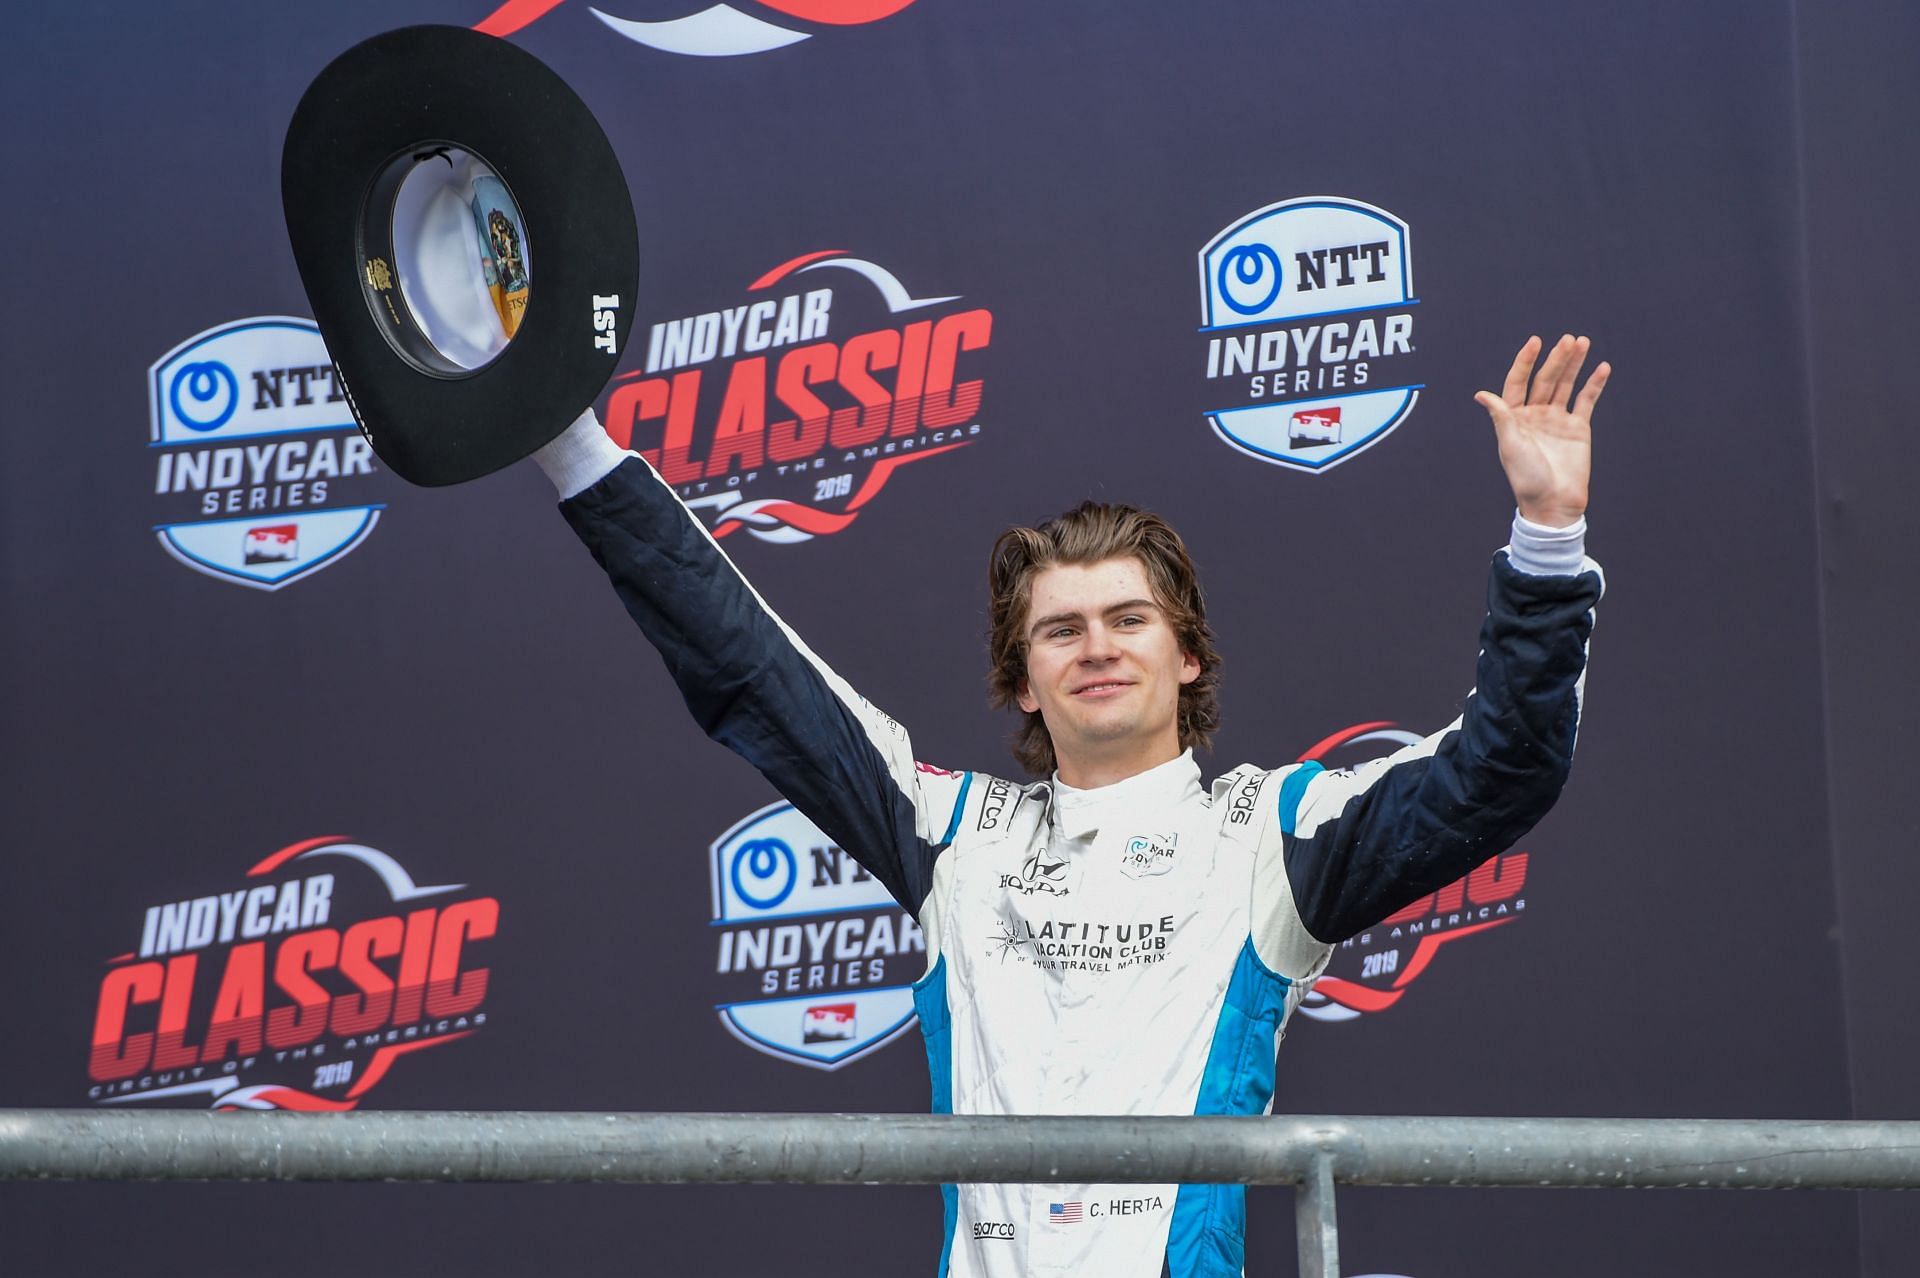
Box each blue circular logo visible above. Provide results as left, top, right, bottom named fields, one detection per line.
left=730, top=837, right=797, bottom=910
left=168, top=360, right=239, bottom=432
left=1218, top=244, right=1284, bottom=316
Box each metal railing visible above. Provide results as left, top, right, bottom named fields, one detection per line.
left=5, top=1110, right=1918, bottom=1275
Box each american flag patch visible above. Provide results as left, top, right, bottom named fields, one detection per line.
left=1048, top=1201, right=1083, bottom=1223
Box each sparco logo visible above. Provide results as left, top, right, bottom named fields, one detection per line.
left=1293, top=723, right=1531, bottom=1023
left=87, top=836, right=496, bottom=1109
left=971, top=1222, right=1016, bottom=1241
left=710, top=801, right=925, bottom=1068
left=1226, top=769, right=1262, bottom=826
left=147, top=318, right=385, bottom=590
left=599, top=251, right=991, bottom=543
left=976, top=777, right=1015, bottom=832
left=477, top=0, right=919, bottom=57
left=1197, top=198, right=1426, bottom=473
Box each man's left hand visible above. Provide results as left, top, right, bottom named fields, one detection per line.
left=1475, top=334, right=1611, bottom=528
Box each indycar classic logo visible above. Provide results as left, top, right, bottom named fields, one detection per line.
left=1294, top=722, right=1531, bottom=1024
left=1198, top=197, right=1426, bottom=473
left=710, top=801, right=925, bottom=1068
left=86, top=836, right=497, bottom=1109
left=600, top=250, right=991, bottom=543
left=476, top=0, right=917, bottom=56
left=148, top=318, right=385, bottom=590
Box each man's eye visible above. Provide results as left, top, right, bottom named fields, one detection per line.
left=1049, top=628, right=1076, bottom=640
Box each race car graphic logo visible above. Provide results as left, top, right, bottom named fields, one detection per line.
left=476, top=0, right=918, bottom=57
left=1198, top=198, right=1426, bottom=473
left=1293, top=722, right=1531, bottom=1024
left=601, top=251, right=991, bottom=544
left=148, top=318, right=386, bottom=590
left=86, top=837, right=497, bottom=1109
left=1290, top=405, right=1341, bottom=447
left=802, top=1001, right=857, bottom=1043
left=243, top=524, right=299, bottom=564
left=710, top=801, right=925, bottom=1068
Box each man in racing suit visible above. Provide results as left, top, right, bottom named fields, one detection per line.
left=529, top=334, right=1609, bottom=1278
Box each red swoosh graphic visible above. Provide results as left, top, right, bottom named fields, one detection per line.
left=714, top=442, right=970, bottom=538
left=757, top=0, right=917, bottom=23
left=218, top=1086, right=357, bottom=1113
left=249, top=835, right=349, bottom=877
left=347, top=1034, right=473, bottom=1098
left=473, top=0, right=568, bottom=36
left=1296, top=722, right=1398, bottom=764
left=716, top=501, right=859, bottom=538
left=1312, top=977, right=1404, bottom=1013
left=749, top=249, right=850, bottom=290
left=1314, top=918, right=1516, bottom=1014
left=1390, top=918, right=1511, bottom=987
left=846, top=442, right=967, bottom=509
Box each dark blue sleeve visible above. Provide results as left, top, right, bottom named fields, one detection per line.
left=1281, top=552, right=1603, bottom=943
left=559, top=456, right=963, bottom=916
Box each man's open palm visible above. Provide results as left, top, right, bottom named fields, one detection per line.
left=1475, top=334, right=1610, bottom=529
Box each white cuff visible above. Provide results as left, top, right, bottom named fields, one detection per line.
left=531, top=407, right=629, bottom=500
left=1506, top=510, right=1587, bottom=576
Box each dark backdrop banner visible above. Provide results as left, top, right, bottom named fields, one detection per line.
left=2, top=2, right=1912, bottom=1275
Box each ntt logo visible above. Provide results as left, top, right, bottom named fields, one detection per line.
left=146, top=318, right=386, bottom=591
left=707, top=802, right=926, bottom=1069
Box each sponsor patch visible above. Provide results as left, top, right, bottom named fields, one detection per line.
left=1000, top=845, right=1071, bottom=898
left=1118, top=831, right=1177, bottom=879
left=988, top=914, right=1176, bottom=974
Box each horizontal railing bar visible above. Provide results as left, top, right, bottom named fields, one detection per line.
left=4, top=1111, right=1919, bottom=1190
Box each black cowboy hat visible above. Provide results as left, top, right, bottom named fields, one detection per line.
left=283, top=25, right=638, bottom=486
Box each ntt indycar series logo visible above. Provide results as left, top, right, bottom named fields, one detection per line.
left=601, top=250, right=991, bottom=543
left=1294, top=723, right=1531, bottom=1024
left=710, top=801, right=925, bottom=1068
left=148, top=318, right=385, bottom=590
left=476, top=0, right=919, bottom=57
left=1198, top=197, right=1425, bottom=473
left=86, top=836, right=496, bottom=1109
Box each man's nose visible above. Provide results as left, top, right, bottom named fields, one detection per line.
left=1080, top=623, right=1121, bottom=662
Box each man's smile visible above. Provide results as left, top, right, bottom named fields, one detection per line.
left=1072, top=680, right=1135, bottom=698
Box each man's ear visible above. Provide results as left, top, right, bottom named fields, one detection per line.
left=1178, top=651, right=1201, bottom=686
left=1016, top=679, right=1038, bottom=714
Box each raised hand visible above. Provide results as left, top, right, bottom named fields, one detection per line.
left=1474, top=334, right=1610, bottom=529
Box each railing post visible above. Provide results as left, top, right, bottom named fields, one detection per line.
left=1294, top=1149, right=1339, bottom=1278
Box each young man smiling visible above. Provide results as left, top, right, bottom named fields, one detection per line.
left=531, top=333, right=1609, bottom=1278
left=1013, top=554, right=1201, bottom=789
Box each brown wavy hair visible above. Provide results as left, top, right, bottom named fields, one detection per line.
left=987, top=501, right=1221, bottom=777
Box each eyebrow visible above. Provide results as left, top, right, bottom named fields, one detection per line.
left=1027, top=598, right=1159, bottom=641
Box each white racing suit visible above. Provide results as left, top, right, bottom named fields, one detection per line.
left=551, top=434, right=1602, bottom=1278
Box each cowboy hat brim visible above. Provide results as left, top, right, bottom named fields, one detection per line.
left=283, top=25, right=637, bottom=486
